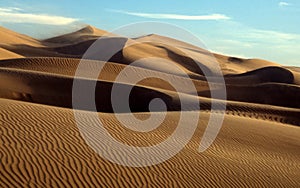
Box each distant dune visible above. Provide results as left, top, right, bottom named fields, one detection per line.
left=43, top=25, right=108, bottom=45
left=0, top=25, right=299, bottom=187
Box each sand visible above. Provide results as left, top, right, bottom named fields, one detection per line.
left=0, top=48, right=23, bottom=60
left=0, top=26, right=299, bottom=187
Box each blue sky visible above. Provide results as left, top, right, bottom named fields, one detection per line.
left=0, top=0, right=299, bottom=66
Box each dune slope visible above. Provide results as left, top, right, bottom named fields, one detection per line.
left=1, top=98, right=300, bottom=187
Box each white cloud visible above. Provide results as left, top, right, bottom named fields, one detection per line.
left=0, top=7, right=79, bottom=25
left=0, top=7, right=24, bottom=12
left=109, top=10, right=230, bottom=20
left=240, top=29, right=298, bottom=43
left=279, top=2, right=290, bottom=7
left=203, top=21, right=300, bottom=65
left=0, top=7, right=17, bottom=12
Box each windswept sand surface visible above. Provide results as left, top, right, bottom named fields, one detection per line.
left=0, top=26, right=300, bottom=187
left=1, top=98, right=300, bottom=187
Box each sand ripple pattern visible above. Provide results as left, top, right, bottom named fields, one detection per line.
left=1, top=99, right=300, bottom=187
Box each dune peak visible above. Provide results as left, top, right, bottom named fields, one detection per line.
left=77, top=25, right=96, bottom=34
left=75, top=25, right=107, bottom=36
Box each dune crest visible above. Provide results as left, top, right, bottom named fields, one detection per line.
left=43, top=25, right=108, bottom=45
left=0, top=26, right=41, bottom=46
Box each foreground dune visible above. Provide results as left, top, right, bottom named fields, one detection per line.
left=0, top=25, right=300, bottom=187
left=1, top=98, right=300, bottom=187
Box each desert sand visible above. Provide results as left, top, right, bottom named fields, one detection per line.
left=0, top=26, right=300, bottom=187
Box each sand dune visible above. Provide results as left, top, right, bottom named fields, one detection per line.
left=0, top=25, right=300, bottom=187
left=43, top=25, right=108, bottom=45
left=0, top=26, right=50, bottom=59
left=0, top=48, right=23, bottom=60
left=1, top=62, right=299, bottom=125
left=1, top=98, right=300, bottom=187
left=0, top=26, right=41, bottom=46
left=224, top=66, right=294, bottom=84
left=1, top=57, right=299, bottom=110
left=285, top=66, right=300, bottom=85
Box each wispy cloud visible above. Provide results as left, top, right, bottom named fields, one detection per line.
left=0, top=7, right=79, bottom=25
left=202, top=21, right=300, bottom=65
left=0, top=7, right=22, bottom=12
left=279, top=2, right=290, bottom=7
left=245, top=29, right=298, bottom=42
left=109, top=9, right=230, bottom=21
